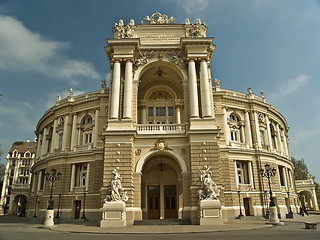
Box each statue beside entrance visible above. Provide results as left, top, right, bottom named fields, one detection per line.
left=100, top=167, right=128, bottom=227
left=197, top=166, right=223, bottom=225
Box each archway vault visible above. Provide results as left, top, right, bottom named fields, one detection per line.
left=135, top=149, right=188, bottom=173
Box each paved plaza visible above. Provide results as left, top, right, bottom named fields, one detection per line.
left=0, top=213, right=319, bottom=240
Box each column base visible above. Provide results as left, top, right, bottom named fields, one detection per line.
left=43, top=210, right=55, bottom=227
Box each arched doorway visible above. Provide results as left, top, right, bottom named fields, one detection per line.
left=141, top=154, right=183, bottom=220
left=13, top=194, right=27, bottom=216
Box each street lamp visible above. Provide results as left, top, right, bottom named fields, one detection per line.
left=236, top=190, right=244, bottom=219
left=260, top=163, right=281, bottom=224
left=286, top=191, right=293, bottom=218
left=45, top=168, right=61, bottom=210
left=33, top=195, right=38, bottom=218
left=43, top=168, right=61, bottom=227
left=264, top=190, right=269, bottom=218
left=81, top=192, right=87, bottom=219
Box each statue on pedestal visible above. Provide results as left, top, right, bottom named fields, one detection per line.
left=197, top=166, right=220, bottom=200
left=105, top=167, right=128, bottom=202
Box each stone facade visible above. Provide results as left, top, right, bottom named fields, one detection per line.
left=0, top=141, right=36, bottom=215
left=28, top=13, right=299, bottom=224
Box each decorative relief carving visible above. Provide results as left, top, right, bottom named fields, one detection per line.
left=197, top=165, right=220, bottom=200
left=186, top=18, right=206, bottom=38
left=213, top=78, right=220, bottom=87
left=104, top=167, right=128, bottom=202
left=152, top=139, right=171, bottom=151
left=148, top=90, right=173, bottom=100
left=133, top=51, right=153, bottom=71
left=168, top=51, right=187, bottom=69
left=143, top=12, right=175, bottom=24
left=114, top=19, right=135, bottom=39
left=258, top=113, right=265, bottom=123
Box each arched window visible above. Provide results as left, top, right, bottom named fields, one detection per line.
left=25, top=152, right=31, bottom=158
left=229, top=113, right=241, bottom=142
left=80, top=115, right=93, bottom=145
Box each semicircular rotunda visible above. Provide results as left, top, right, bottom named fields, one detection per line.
left=29, top=13, right=301, bottom=225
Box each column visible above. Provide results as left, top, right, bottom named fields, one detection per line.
left=254, top=112, right=261, bottom=148
left=223, top=107, right=230, bottom=146
left=93, top=109, right=100, bottom=148
left=41, top=127, right=48, bottom=155
left=248, top=161, right=254, bottom=189
left=123, top=60, right=133, bottom=119
left=70, top=164, right=76, bottom=192
left=244, top=110, right=253, bottom=148
left=240, top=124, right=245, bottom=143
left=234, top=161, right=239, bottom=188
left=176, top=106, right=181, bottom=124
left=61, top=114, right=69, bottom=151
left=51, top=119, right=58, bottom=152
left=282, top=130, right=289, bottom=156
left=199, top=60, right=212, bottom=117
left=141, top=106, right=147, bottom=124
left=276, top=123, right=283, bottom=154
left=37, top=171, right=42, bottom=192
left=85, top=163, right=90, bottom=191
left=265, top=115, right=273, bottom=150
left=282, top=167, right=288, bottom=189
left=36, top=133, right=42, bottom=158
left=110, top=60, right=121, bottom=119
left=188, top=59, right=199, bottom=118
left=77, top=128, right=82, bottom=146
left=312, top=189, right=319, bottom=210
left=70, top=113, right=78, bottom=151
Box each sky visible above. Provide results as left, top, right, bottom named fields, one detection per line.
left=0, top=0, right=319, bottom=181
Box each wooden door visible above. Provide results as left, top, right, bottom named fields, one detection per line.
left=164, top=185, right=178, bottom=219
left=147, top=185, right=160, bottom=219
left=243, top=198, right=250, bottom=216
left=74, top=200, right=81, bottom=219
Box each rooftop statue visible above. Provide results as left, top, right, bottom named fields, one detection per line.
left=144, top=12, right=175, bottom=24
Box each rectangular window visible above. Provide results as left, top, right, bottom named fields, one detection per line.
left=168, top=107, right=174, bottom=116
left=85, top=133, right=92, bottom=144
left=260, top=130, right=266, bottom=146
left=236, top=161, right=250, bottom=184
left=156, top=107, right=166, bottom=116
left=148, top=107, right=153, bottom=116
left=58, top=133, right=63, bottom=149
left=75, top=163, right=88, bottom=187
left=279, top=166, right=286, bottom=186
left=230, top=130, right=239, bottom=142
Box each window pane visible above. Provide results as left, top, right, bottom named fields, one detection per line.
left=168, top=107, right=174, bottom=116
left=156, top=107, right=166, bottom=116
left=155, top=197, right=159, bottom=209
left=165, top=197, right=170, bottom=209
left=149, top=197, right=153, bottom=209
left=171, top=197, right=175, bottom=209
left=148, top=107, right=153, bottom=116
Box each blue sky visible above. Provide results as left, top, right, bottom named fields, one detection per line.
left=0, top=0, right=319, bottom=181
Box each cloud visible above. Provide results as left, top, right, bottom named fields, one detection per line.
left=270, top=74, right=310, bottom=100
left=0, top=14, right=100, bottom=85
left=173, top=0, right=210, bottom=15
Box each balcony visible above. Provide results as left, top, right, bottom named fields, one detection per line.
left=137, top=124, right=186, bottom=135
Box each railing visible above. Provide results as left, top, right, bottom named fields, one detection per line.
left=137, top=124, right=186, bottom=135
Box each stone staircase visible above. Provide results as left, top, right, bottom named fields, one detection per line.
left=133, top=219, right=191, bottom=225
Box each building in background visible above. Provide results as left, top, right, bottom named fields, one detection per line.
left=29, top=13, right=299, bottom=224
left=296, top=176, right=319, bottom=212
left=0, top=141, right=36, bottom=215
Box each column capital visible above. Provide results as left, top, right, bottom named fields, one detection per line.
left=123, top=58, right=134, bottom=63
left=186, top=57, right=196, bottom=63
left=222, top=106, right=228, bottom=110
left=111, top=58, right=122, bottom=63
left=245, top=109, right=250, bottom=113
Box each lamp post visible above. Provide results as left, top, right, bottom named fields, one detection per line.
left=81, top=192, right=87, bottom=219
left=33, top=195, right=38, bottom=218
left=264, top=190, right=269, bottom=218
left=44, top=168, right=61, bottom=227
left=260, top=163, right=281, bottom=224
left=236, top=190, right=244, bottom=219
left=286, top=191, right=293, bottom=218
left=55, top=193, right=61, bottom=218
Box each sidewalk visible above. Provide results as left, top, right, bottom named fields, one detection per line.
left=1, top=214, right=319, bottom=234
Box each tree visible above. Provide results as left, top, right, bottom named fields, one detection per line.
left=292, top=156, right=320, bottom=207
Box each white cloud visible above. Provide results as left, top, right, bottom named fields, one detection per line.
left=173, top=0, right=210, bottom=15
left=0, top=15, right=100, bottom=85
left=270, top=74, right=310, bottom=100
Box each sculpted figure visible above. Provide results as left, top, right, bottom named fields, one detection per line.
left=105, top=167, right=128, bottom=202
left=197, top=166, right=220, bottom=200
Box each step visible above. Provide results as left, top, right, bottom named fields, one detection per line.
left=133, top=219, right=191, bottom=225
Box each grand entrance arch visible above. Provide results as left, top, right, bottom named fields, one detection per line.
left=139, top=152, right=187, bottom=220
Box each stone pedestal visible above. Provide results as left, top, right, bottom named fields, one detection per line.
left=268, top=206, right=284, bottom=225
left=100, top=201, right=126, bottom=227
left=199, top=199, right=223, bottom=225
left=43, top=209, right=54, bottom=227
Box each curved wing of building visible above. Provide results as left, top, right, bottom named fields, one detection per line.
left=29, top=13, right=300, bottom=224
